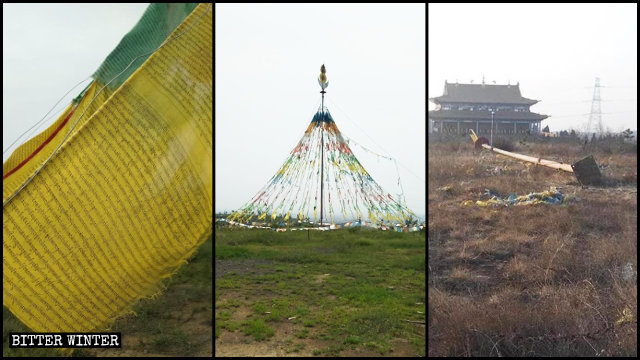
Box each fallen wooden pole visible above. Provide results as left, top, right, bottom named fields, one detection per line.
left=469, top=130, right=601, bottom=185
left=481, top=143, right=574, bottom=172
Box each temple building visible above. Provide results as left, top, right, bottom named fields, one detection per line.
left=429, top=80, right=549, bottom=135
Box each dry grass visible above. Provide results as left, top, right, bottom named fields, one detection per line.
left=428, top=138, right=637, bottom=357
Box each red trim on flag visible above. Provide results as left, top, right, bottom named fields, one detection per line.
left=3, top=107, right=77, bottom=180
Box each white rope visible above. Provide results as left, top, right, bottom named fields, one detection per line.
left=3, top=77, right=92, bottom=155
left=326, top=96, right=425, bottom=183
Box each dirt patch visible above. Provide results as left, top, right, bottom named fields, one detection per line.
left=341, top=338, right=421, bottom=357
left=216, top=320, right=423, bottom=357
left=177, top=303, right=213, bottom=355
left=314, top=274, right=331, bottom=284
left=215, top=327, right=327, bottom=357
left=216, top=331, right=284, bottom=357
left=170, top=300, right=211, bottom=322
left=216, top=259, right=275, bottom=278
left=89, top=349, right=174, bottom=357
left=86, top=301, right=212, bottom=357
left=232, top=305, right=252, bottom=321
left=85, top=335, right=174, bottom=357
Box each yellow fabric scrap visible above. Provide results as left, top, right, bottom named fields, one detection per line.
left=476, top=199, right=501, bottom=207
left=615, top=307, right=633, bottom=325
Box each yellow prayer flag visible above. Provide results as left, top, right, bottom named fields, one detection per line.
left=3, top=3, right=212, bottom=334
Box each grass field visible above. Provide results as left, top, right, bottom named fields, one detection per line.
left=2, top=235, right=212, bottom=357
left=214, top=228, right=426, bottom=356
left=428, top=138, right=637, bottom=356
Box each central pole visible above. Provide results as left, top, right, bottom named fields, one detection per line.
left=320, top=89, right=325, bottom=227
left=317, top=64, right=328, bottom=228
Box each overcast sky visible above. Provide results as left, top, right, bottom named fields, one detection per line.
left=216, top=4, right=426, bottom=218
left=3, top=3, right=149, bottom=162
left=429, top=3, right=637, bottom=133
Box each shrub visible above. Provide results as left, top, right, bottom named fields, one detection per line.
left=491, top=137, right=516, bottom=152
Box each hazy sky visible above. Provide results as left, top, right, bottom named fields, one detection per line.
left=216, top=4, right=426, bottom=218
left=3, top=3, right=149, bottom=162
left=429, top=3, right=637, bottom=132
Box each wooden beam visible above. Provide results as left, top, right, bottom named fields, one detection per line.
left=480, top=144, right=574, bottom=172
left=468, top=130, right=601, bottom=184
left=469, top=129, right=573, bottom=172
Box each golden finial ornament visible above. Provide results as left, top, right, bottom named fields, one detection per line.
left=318, top=64, right=329, bottom=90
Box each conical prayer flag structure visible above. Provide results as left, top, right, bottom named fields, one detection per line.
left=3, top=3, right=212, bottom=335
left=230, top=65, right=416, bottom=227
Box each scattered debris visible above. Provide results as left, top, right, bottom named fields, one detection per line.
left=288, top=316, right=297, bottom=320
left=562, top=193, right=582, bottom=202
left=488, top=166, right=508, bottom=175
left=484, top=188, right=502, bottom=198
left=615, top=307, right=634, bottom=325
left=462, top=187, right=565, bottom=207
left=621, top=262, right=636, bottom=282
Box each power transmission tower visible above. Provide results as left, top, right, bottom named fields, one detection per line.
left=586, top=77, right=602, bottom=137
